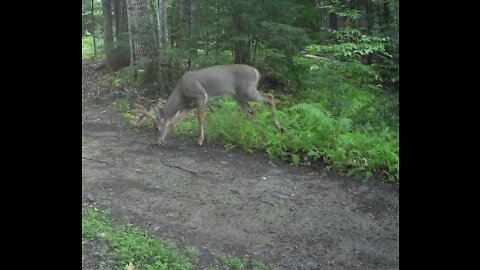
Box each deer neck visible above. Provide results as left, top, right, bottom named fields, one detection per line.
left=162, top=90, right=184, bottom=120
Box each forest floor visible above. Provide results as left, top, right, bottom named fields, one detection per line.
left=82, top=60, right=399, bottom=270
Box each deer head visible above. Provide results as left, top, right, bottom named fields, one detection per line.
left=133, top=103, right=169, bottom=146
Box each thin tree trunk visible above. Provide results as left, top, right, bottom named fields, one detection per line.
left=383, top=0, right=390, bottom=26
left=170, top=0, right=176, bottom=48
left=188, top=0, right=197, bottom=68
left=102, top=0, right=114, bottom=70
left=153, top=0, right=171, bottom=93
left=177, top=0, right=195, bottom=68
left=376, top=0, right=382, bottom=27
left=176, top=0, right=189, bottom=50
left=126, top=0, right=135, bottom=66
left=328, top=12, right=338, bottom=31
left=252, top=37, right=258, bottom=64
left=214, top=0, right=220, bottom=64
left=91, top=0, right=97, bottom=59
left=112, top=0, right=130, bottom=69
left=365, top=0, right=373, bottom=34
left=113, top=0, right=120, bottom=38
left=155, top=0, right=168, bottom=50
left=232, top=12, right=250, bottom=64
left=328, top=0, right=338, bottom=31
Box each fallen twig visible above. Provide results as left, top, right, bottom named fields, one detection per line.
left=160, top=160, right=198, bottom=175
left=82, top=156, right=108, bottom=164
left=260, top=200, right=276, bottom=207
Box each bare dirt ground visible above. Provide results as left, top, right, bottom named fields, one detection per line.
left=82, top=61, right=399, bottom=270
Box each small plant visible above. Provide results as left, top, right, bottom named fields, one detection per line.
left=111, top=78, right=123, bottom=86
left=113, top=98, right=141, bottom=126
left=113, top=98, right=130, bottom=113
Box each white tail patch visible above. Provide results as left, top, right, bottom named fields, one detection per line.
left=254, top=68, right=260, bottom=82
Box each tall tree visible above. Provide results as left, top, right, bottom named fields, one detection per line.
left=364, top=0, right=373, bottom=34
left=112, top=0, right=130, bottom=70
left=102, top=0, right=114, bottom=70
left=154, top=0, right=168, bottom=50
left=91, top=0, right=98, bottom=59
left=153, top=0, right=172, bottom=92
left=328, top=8, right=338, bottom=30
left=173, top=0, right=198, bottom=68
left=125, top=0, right=160, bottom=84
left=230, top=1, right=251, bottom=64
left=232, top=12, right=250, bottom=64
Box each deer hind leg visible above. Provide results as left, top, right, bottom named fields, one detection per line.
left=187, top=83, right=209, bottom=146
left=196, top=103, right=206, bottom=146
left=258, top=93, right=283, bottom=131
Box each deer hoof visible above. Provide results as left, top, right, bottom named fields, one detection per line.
left=197, top=140, right=203, bottom=146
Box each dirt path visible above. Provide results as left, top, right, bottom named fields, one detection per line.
left=82, top=61, right=399, bottom=269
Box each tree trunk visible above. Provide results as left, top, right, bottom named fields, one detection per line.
left=328, top=12, right=338, bottom=31
left=125, top=0, right=160, bottom=84
left=155, top=0, right=168, bottom=50
left=176, top=0, right=197, bottom=68
left=365, top=0, right=373, bottom=34
left=169, top=0, right=177, bottom=48
left=232, top=12, right=250, bottom=64
left=383, top=0, right=391, bottom=26
left=113, top=0, right=120, bottom=38
left=91, top=0, right=97, bottom=59
left=188, top=0, right=197, bottom=67
left=327, top=0, right=338, bottom=31
left=376, top=0, right=382, bottom=27
left=111, top=0, right=130, bottom=70
left=102, top=0, right=114, bottom=70
left=214, top=0, right=220, bottom=64
left=176, top=0, right=189, bottom=49
left=153, top=0, right=172, bottom=93
left=115, top=0, right=128, bottom=35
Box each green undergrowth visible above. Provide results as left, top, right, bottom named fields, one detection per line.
left=82, top=207, right=273, bottom=270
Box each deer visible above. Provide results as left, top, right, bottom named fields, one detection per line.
left=133, top=64, right=283, bottom=146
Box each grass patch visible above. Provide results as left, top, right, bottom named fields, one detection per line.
left=82, top=207, right=193, bottom=270
left=82, top=207, right=274, bottom=270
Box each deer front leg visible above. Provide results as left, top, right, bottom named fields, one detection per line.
left=166, top=109, right=191, bottom=135
left=196, top=104, right=206, bottom=146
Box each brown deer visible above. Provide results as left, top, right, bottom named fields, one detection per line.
left=134, top=64, right=282, bottom=146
